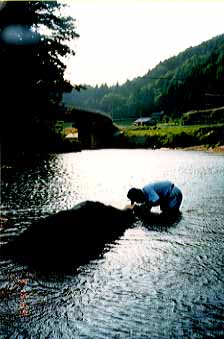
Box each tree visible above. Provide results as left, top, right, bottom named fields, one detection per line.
left=0, top=1, right=79, bottom=157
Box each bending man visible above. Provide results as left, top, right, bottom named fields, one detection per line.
left=127, top=180, right=182, bottom=214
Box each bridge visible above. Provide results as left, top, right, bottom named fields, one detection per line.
left=63, top=107, right=117, bottom=149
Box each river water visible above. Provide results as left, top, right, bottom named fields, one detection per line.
left=0, top=149, right=224, bottom=339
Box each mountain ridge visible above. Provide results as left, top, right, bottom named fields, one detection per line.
left=63, top=34, right=224, bottom=121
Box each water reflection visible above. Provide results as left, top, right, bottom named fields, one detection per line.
left=1, top=149, right=224, bottom=338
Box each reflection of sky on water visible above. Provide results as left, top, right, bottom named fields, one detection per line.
left=50, top=149, right=224, bottom=210
left=1, top=149, right=224, bottom=218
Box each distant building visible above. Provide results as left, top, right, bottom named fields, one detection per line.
left=133, top=117, right=156, bottom=126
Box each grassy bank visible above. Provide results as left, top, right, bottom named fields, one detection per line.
left=117, top=123, right=224, bottom=149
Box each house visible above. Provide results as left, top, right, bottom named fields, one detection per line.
left=133, top=117, right=156, bottom=126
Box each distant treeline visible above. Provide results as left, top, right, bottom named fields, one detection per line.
left=63, top=34, right=224, bottom=121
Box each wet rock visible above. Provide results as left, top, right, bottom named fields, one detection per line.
left=1, top=201, right=134, bottom=270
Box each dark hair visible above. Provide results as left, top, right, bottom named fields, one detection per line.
left=127, top=188, right=145, bottom=204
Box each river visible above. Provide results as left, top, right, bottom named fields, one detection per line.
left=0, top=149, right=224, bottom=339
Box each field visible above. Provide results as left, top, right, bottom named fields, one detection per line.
left=117, top=123, right=224, bottom=149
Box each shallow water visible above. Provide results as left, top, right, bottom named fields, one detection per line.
left=1, top=149, right=224, bottom=339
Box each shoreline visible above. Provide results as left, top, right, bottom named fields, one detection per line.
left=179, top=145, right=224, bottom=154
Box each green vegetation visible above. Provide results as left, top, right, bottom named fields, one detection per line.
left=116, top=124, right=224, bottom=149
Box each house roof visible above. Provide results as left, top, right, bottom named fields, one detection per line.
left=134, top=117, right=154, bottom=123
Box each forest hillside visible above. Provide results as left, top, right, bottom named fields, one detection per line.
left=63, top=34, right=224, bottom=122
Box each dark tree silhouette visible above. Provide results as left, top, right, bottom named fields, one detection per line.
left=0, top=1, right=79, bottom=159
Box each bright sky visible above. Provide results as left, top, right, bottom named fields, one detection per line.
left=63, top=0, right=224, bottom=87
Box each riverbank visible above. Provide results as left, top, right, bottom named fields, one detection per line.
left=118, top=123, right=224, bottom=151
left=180, top=144, right=224, bottom=153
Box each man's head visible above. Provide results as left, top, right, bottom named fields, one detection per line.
left=127, top=188, right=145, bottom=204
